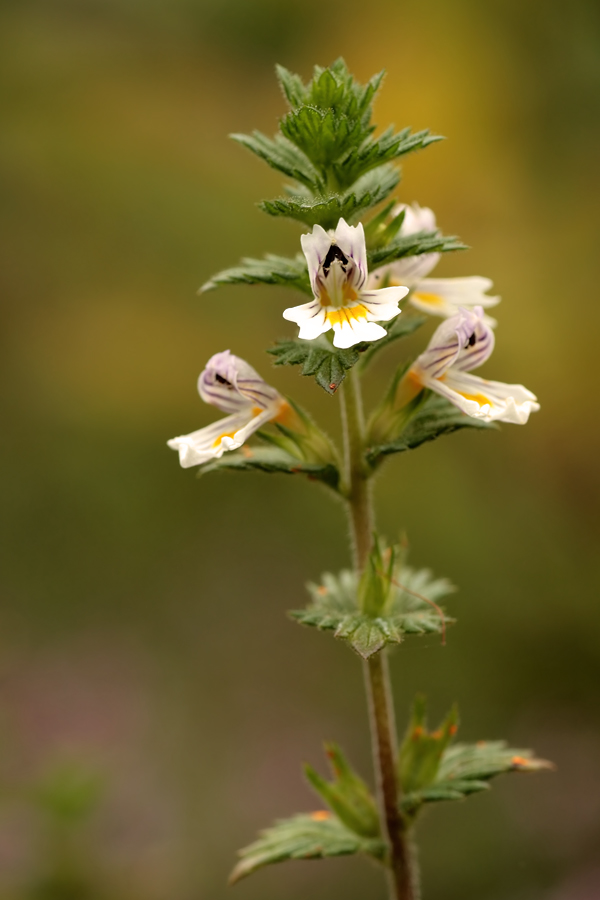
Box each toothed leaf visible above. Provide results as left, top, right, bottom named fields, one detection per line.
left=368, top=231, right=468, bottom=269
left=200, top=254, right=311, bottom=295
left=334, top=128, right=442, bottom=188
left=230, top=813, right=386, bottom=884
left=401, top=740, right=553, bottom=817
left=367, top=394, right=497, bottom=467
left=291, top=562, right=455, bottom=658
left=268, top=337, right=361, bottom=394
left=230, top=132, right=322, bottom=191
left=197, top=444, right=340, bottom=490
left=260, top=165, right=400, bottom=229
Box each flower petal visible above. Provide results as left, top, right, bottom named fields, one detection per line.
left=454, top=308, right=495, bottom=371
left=326, top=306, right=388, bottom=348
left=367, top=253, right=440, bottom=290
left=360, top=285, right=407, bottom=321
left=333, top=218, right=368, bottom=286
left=428, top=370, right=540, bottom=424
left=410, top=276, right=500, bottom=323
left=227, top=407, right=277, bottom=444
left=198, top=349, right=283, bottom=413
left=283, top=299, right=330, bottom=340
left=198, top=350, right=251, bottom=413
left=300, top=224, right=333, bottom=298
left=397, top=202, right=437, bottom=235
left=167, top=412, right=250, bottom=467
left=412, top=306, right=493, bottom=381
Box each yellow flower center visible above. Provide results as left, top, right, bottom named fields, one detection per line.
left=326, top=304, right=368, bottom=327
left=212, top=430, right=237, bottom=448
left=412, top=291, right=444, bottom=307
left=455, top=390, right=492, bottom=407
left=319, top=277, right=358, bottom=308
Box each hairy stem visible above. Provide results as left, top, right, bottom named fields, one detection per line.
left=340, top=368, right=418, bottom=900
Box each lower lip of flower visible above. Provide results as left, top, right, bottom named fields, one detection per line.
left=326, top=304, right=368, bottom=327
left=212, top=431, right=237, bottom=448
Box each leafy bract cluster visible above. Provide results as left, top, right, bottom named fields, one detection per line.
left=398, top=697, right=554, bottom=819
left=232, top=59, right=440, bottom=229
left=201, top=59, right=464, bottom=350
left=230, top=705, right=551, bottom=884
left=291, top=541, right=456, bottom=658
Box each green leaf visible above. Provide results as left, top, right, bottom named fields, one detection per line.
left=230, top=813, right=386, bottom=884
left=368, top=230, right=468, bottom=269
left=199, top=253, right=311, bottom=295
left=196, top=444, right=340, bottom=490
left=230, top=131, right=322, bottom=191
left=275, top=64, right=307, bottom=108
left=334, top=128, right=442, bottom=189
left=291, top=561, right=455, bottom=659
left=304, top=744, right=380, bottom=838
left=268, top=337, right=361, bottom=394
left=366, top=394, right=498, bottom=467
left=401, top=740, right=553, bottom=817
left=303, top=59, right=384, bottom=129
left=260, top=164, right=400, bottom=229
left=438, top=741, right=554, bottom=782
left=398, top=696, right=459, bottom=795
left=280, top=105, right=368, bottom=171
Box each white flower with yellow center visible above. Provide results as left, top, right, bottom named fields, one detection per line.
left=283, top=218, right=409, bottom=349
left=406, top=306, right=539, bottom=424
left=368, top=203, right=500, bottom=325
left=167, top=350, right=289, bottom=467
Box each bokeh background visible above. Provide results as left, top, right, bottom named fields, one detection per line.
left=1, top=0, right=600, bottom=898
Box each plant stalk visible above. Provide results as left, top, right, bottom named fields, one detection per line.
left=340, top=368, right=418, bottom=900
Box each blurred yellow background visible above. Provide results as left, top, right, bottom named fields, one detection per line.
left=1, top=1, right=599, bottom=898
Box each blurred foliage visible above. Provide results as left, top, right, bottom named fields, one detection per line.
left=1, top=0, right=600, bottom=899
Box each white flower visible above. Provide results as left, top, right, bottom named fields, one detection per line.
left=367, top=203, right=500, bottom=325
left=407, top=306, right=539, bottom=424
left=167, top=350, right=288, bottom=467
left=283, top=218, right=408, bottom=349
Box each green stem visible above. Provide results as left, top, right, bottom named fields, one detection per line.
left=340, top=368, right=419, bottom=900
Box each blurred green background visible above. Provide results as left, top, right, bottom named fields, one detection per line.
left=1, top=0, right=600, bottom=897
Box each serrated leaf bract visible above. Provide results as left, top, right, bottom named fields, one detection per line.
left=231, top=59, right=442, bottom=229
left=398, top=695, right=458, bottom=796
left=200, top=253, right=311, bottom=296
left=367, top=394, right=497, bottom=468
left=268, top=337, right=361, bottom=394
left=398, top=698, right=553, bottom=819
left=367, top=231, right=467, bottom=269
left=229, top=813, right=386, bottom=884
left=196, top=443, right=340, bottom=490
left=304, top=743, right=380, bottom=838
left=291, top=557, right=455, bottom=659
